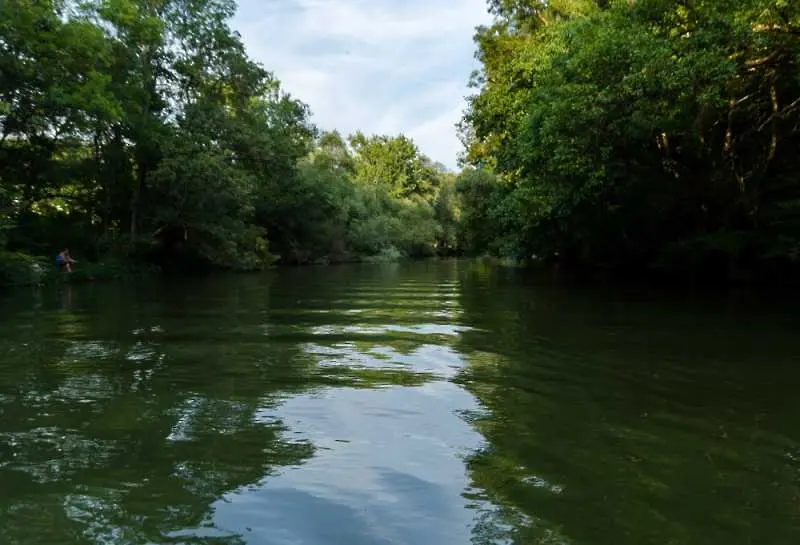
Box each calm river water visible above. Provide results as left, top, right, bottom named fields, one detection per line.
left=1, top=260, right=799, bottom=544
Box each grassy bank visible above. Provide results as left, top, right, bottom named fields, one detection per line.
left=0, top=248, right=430, bottom=289
left=0, top=251, right=160, bottom=288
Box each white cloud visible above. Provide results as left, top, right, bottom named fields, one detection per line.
left=231, top=0, right=491, bottom=170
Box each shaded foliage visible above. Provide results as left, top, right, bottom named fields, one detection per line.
left=460, top=0, right=800, bottom=281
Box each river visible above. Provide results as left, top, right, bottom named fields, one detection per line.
left=1, top=260, right=799, bottom=544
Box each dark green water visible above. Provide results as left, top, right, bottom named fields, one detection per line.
left=2, top=261, right=800, bottom=545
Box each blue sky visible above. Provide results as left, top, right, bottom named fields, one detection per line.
left=230, top=0, right=492, bottom=170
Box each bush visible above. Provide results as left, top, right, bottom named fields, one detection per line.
left=66, top=257, right=159, bottom=282
left=0, top=252, right=48, bottom=287
left=0, top=251, right=159, bottom=288
left=362, top=246, right=403, bottom=263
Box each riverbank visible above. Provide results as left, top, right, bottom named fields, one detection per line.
left=0, top=251, right=160, bottom=289
left=5, top=247, right=793, bottom=291
left=0, top=248, right=436, bottom=289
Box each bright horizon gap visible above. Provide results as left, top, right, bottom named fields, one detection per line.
left=230, top=0, right=492, bottom=171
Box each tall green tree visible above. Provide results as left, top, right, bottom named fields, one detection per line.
left=349, top=132, right=441, bottom=201
left=461, top=0, right=800, bottom=279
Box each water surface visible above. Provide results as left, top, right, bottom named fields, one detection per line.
left=1, top=261, right=799, bottom=544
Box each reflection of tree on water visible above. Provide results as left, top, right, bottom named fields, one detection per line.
left=0, top=342, right=316, bottom=544
left=0, top=266, right=458, bottom=544
left=60, top=283, right=72, bottom=310
left=0, top=278, right=311, bottom=544
left=454, top=265, right=800, bottom=545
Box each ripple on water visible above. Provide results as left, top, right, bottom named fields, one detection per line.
left=308, top=323, right=472, bottom=337
left=302, top=341, right=464, bottom=380
left=6, top=265, right=797, bottom=544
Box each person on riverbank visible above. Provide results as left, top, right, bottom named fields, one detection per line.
left=56, top=248, right=76, bottom=273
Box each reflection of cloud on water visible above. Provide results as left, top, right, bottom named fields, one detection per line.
left=166, top=397, right=203, bottom=442
left=370, top=344, right=465, bottom=379
left=167, top=397, right=267, bottom=441
left=309, top=323, right=473, bottom=337
left=301, top=341, right=465, bottom=381
left=228, top=384, right=485, bottom=544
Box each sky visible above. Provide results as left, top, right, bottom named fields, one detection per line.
left=230, top=0, right=493, bottom=170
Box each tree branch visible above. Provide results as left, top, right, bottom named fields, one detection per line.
left=757, top=95, right=800, bottom=132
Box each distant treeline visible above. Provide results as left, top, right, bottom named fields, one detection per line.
left=0, top=0, right=467, bottom=281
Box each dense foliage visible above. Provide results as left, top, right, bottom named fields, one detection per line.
left=6, top=0, right=797, bottom=284
left=459, top=0, right=800, bottom=280
left=0, top=0, right=459, bottom=282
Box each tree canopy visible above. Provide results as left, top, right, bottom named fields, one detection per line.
left=458, top=0, right=800, bottom=280
left=0, top=0, right=461, bottom=280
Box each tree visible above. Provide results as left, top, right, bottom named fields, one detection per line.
left=460, top=0, right=800, bottom=279
left=349, top=132, right=441, bottom=201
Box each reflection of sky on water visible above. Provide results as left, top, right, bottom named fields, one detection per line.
left=302, top=341, right=465, bottom=380
left=214, top=383, right=491, bottom=545
left=201, top=280, right=504, bottom=545
left=309, top=323, right=472, bottom=337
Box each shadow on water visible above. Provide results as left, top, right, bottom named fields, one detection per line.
left=453, top=262, right=800, bottom=545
